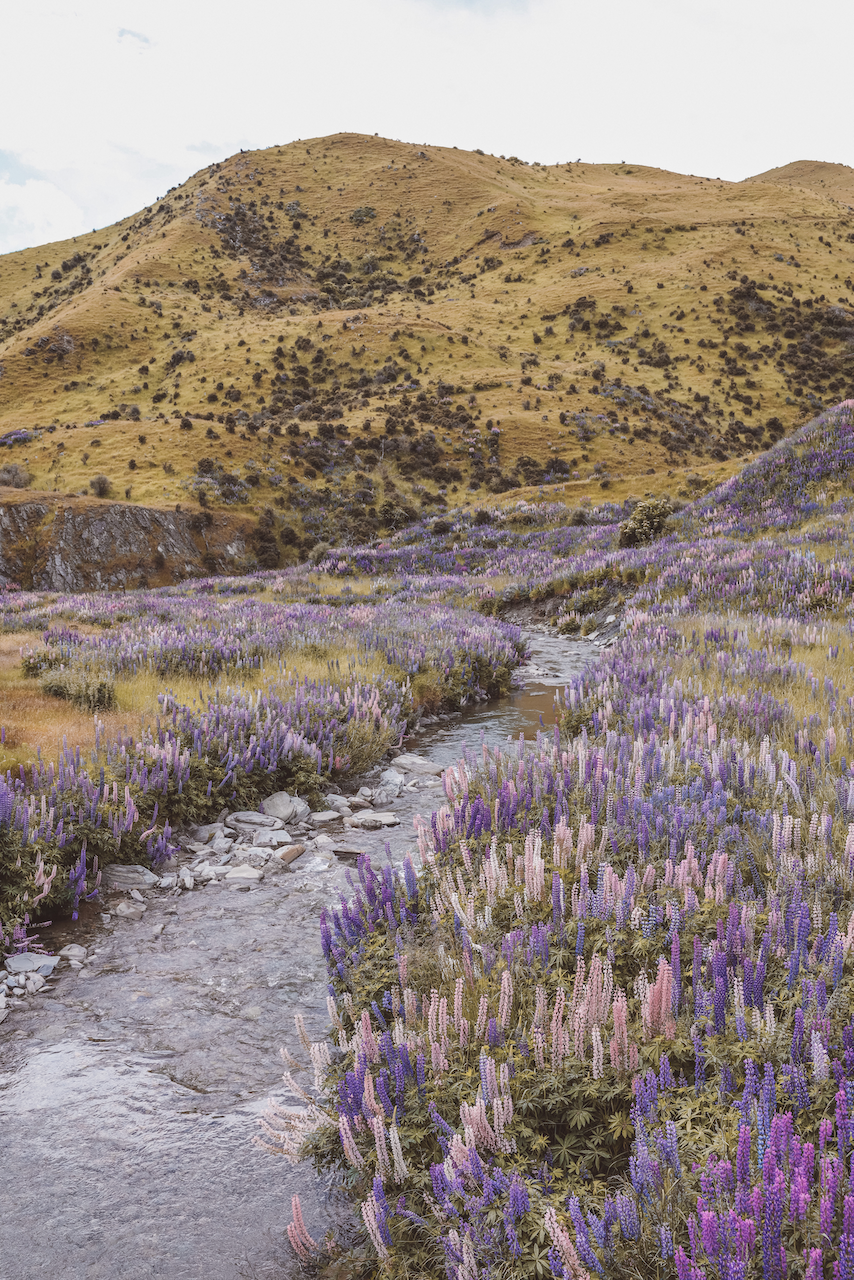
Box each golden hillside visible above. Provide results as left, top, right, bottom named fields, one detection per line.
left=1, top=134, right=853, bottom=555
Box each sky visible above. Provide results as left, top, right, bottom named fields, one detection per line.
left=1, top=0, right=851, bottom=255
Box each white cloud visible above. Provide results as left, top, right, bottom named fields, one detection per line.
left=0, top=0, right=850, bottom=254
left=0, top=177, right=88, bottom=257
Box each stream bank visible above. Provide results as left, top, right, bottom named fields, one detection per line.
left=0, top=631, right=596, bottom=1280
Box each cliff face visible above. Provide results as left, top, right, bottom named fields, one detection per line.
left=0, top=491, right=253, bottom=590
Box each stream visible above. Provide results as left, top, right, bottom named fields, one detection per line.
left=0, top=632, right=596, bottom=1280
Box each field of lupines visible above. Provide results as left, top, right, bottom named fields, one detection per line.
left=250, top=404, right=854, bottom=1279
left=0, top=595, right=525, bottom=932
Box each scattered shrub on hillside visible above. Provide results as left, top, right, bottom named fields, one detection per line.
left=89, top=474, right=111, bottom=498
left=0, top=462, right=32, bottom=488
left=617, top=496, right=672, bottom=547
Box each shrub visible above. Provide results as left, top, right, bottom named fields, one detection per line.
left=617, top=496, right=672, bottom=547
left=89, top=474, right=110, bottom=497
left=40, top=668, right=116, bottom=712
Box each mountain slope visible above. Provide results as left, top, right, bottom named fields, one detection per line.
left=1, top=135, right=853, bottom=559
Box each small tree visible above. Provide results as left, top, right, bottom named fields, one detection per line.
left=90, top=474, right=110, bottom=498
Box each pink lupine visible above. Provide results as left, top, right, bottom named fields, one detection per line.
left=339, top=1114, right=365, bottom=1168
left=498, top=968, right=514, bottom=1029
left=287, top=1194, right=317, bottom=1260
left=475, top=994, right=489, bottom=1041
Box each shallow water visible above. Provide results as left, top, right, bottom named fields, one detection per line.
left=0, top=632, right=595, bottom=1280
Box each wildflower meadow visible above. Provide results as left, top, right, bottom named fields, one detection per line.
left=4, top=404, right=854, bottom=1278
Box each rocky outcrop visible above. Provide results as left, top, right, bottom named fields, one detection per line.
left=0, top=491, right=254, bottom=590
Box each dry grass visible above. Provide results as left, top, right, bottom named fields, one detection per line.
left=0, top=630, right=404, bottom=775
left=0, top=631, right=129, bottom=771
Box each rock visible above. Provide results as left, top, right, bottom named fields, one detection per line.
left=391, top=753, right=443, bottom=776
left=242, top=848, right=272, bottom=867
left=347, top=810, right=400, bottom=830
left=272, top=843, right=306, bottom=866
left=380, top=767, right=405, bottom=794
left=179, top=869, right=195, bottom=890
left=244, top=828, right=292, bottom=848
left=209, top=832, right=234, bottom=857
left=226, top=810, right=283, bottom=831
left=261, top=791, right=311, bottom=823
left=348, top=796, right=371, bottom=810
left=224, top=863, right=264, bottom=883
left=102, top=864, right=160, bottom=891
left=58, top=944, right=87, bottom=961
left=6, top=952, right=51, bottom=974
left=357, top=786, right=373, bottom=799
left=129, top=888, right=145, bottom=903
left=299, top=856, right=334, bottom=874
left=193, top=822, right=226, bottom=842
left=323, top=795, right=353, bottom=816
left=373, top=812, right=401, bottom=827
left=331, top=843, right=367, bottom=861
left=158, top=873, right=178, bottom=889
left=606, top=614, right=617, bottom=623
left=115, top=900, right=146, bottom=920
left=0, top=1009, right=7, bottom=1024
left=25, top=973, right=46, bottom=994
left=312, top=810, right=343, bottom=826
left=151, top=923, right=165, bottom=938
left=370, top=788, right=396, bottom=808
left=345, top=812, right=384, bottom=830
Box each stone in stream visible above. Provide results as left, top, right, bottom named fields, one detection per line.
left=102, top=864, right=160, bottom=891
left=209, top=832, right=234, bottom=857
left=58, top=944, right=87, bottom=961
left=391, top=753, right=443, bottom=776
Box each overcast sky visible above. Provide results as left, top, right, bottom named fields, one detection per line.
left=2, top=0, right=850, bottom=255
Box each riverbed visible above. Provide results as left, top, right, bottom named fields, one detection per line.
left=0, top=632, right=596, bottom=1280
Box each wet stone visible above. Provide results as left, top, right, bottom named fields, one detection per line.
left=58, top=944, right=87, bottom=961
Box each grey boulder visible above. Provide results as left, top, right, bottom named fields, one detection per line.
left=102, top=864, right=160, bottom=891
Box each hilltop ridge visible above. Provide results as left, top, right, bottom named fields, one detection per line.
left=1, top=134, right=853, bottom=568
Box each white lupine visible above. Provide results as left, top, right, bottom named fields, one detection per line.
left=812, top=1030, right=831, bottom=1082
left=390, top=1124, right=409, bottom=1182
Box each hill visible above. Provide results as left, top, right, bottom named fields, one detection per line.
left=1, top=135, right=853, bottom=570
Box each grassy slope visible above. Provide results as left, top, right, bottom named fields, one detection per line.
left=1, top=136, right=853, bottom=547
